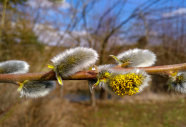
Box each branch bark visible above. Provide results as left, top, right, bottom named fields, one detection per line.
left=0, top=63, right=186, bottom=84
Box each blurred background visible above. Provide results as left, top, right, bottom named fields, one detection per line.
left=0, top=0, right=186, bottom=126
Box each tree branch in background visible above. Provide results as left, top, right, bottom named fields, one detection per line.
left=0, top=0, right=8, bottom=42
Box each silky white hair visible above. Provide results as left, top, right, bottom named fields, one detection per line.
left=0, top=60, right=29, bottom=74
left=98, top=64, right=115, bottom=71
left=169, top=72, right=186, bottom=94
left=116, top=48, right=156, bottom=67
left=51, top=47, right=98, bottom=77
left=18, top=81, right=56, bottom=98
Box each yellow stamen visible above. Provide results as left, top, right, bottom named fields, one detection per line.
left=110, top=55, right=120, bottom=63
left=93, top=79, right=100, bottom=88
left=170, top=71, right=178, bottom=77
left=120, top=62, right=130, bottom=68
left=56, top=73, right=63, bottom=86
left=48, top=64, right=54, bottom=69
left=176, top=74, right=184, bottom=84
left=17, top=80, right=29, bottom=92
left=109, top=73, right=144, bottom=96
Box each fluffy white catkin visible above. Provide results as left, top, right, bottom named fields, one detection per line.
left=98, top=64, right=116, bottom=71
left=17, top=80, right=56, bottom=98
left=115, top=48, right=156, bottom=67
left=169, top=72, right=186, bottom=94
left=51, top=47, right=98, bottom=77
left=0, top=60, right=29, bottom=74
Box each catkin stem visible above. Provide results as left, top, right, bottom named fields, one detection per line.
left=0, top=63, right=185, bottom=84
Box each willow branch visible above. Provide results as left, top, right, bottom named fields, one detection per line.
left=0, top=63, right=186, bottom=84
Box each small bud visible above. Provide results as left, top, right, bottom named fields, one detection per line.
left=168, top=72, right=186, bottom=93
left=17, top=80, right=56, bottom=98
left=94, top=69, right=151, bottom=96
left=89, top=65, right=98, bottom=71
left=0, top=60, right=29, bottom=74
left=50, top=47, right=98, bottom=85
left=110, top=48, right=156, bottom=67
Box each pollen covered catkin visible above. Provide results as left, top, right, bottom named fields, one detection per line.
left=0, top=60, right=29, bottom=74
left=111, top=48, right=156, bottom=67
left=168, top=72, right=186, bottom=93
left=95, top=69, right=151, bottom=96
left=50, top=47, right=98, bottom=85
left=17, top=80, right=56, bottom=98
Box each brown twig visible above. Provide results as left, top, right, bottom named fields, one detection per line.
left=0, top=63, right=185, bottom=84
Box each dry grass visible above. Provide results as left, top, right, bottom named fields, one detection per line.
left=0, top=90, right=186, bottom=127
left=0, top=78, right=186, bottom=127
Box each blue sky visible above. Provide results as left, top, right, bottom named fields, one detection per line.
left=65, top=0, right=186, bottom=30
left=26, top=0, right=186, bottom=26
left=27, top=0, right=186, bottom=29
left=26, top=0, right=186, bottom=45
